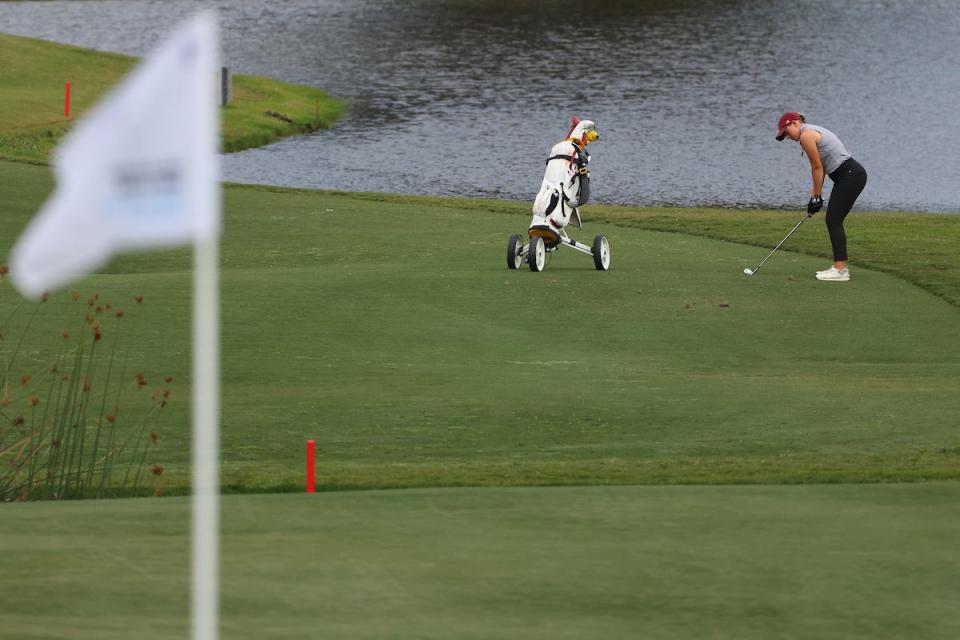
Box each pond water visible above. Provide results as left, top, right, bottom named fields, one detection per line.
left=2, top=0, right=959, bottom=211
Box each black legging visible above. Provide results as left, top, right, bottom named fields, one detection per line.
left=825, top=158, right=867, bottom=261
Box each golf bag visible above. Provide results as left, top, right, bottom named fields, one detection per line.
left=529, top=118, right=597, bottom=247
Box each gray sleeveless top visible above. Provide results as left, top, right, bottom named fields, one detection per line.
left=800, top=124, right=852, bottom=174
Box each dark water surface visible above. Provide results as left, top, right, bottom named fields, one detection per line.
left=2, top=0, right=959, bottom=211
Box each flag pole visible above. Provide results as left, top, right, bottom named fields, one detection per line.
left=191, top=12, right=221, bottom=639
left=192, top=233, right=220, bottom=639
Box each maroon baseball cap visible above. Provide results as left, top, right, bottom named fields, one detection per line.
left=775, top=112, right=800, bottom=141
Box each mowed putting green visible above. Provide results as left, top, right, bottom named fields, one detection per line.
left=1, top=159, right=959, bottom=490
left=2, top=484, right=959, bottom=640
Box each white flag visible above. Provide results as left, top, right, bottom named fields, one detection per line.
left=10, top=11, right=220, bottom=298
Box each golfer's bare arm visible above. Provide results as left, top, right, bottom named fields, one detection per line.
left=799, top=130, right=824, bottom=197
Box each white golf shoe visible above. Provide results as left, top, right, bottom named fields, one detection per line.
left=816, top=266, right=850, bottom=282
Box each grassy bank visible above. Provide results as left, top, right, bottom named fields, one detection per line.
left=0, top=33, right=344, bottom=163
left=2, top=159, right=959, bottom=494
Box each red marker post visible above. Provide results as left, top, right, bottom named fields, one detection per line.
left=64, top=81, right=71, bottom=118
left=306, top=439, right=316, bottom=493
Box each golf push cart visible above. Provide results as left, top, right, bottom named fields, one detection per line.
left=506, top=224, right=610, bottom=272
left=505, top=116, right=610, bottom=272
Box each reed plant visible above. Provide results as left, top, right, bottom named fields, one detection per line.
left=0, top=270, right=172, bottom=501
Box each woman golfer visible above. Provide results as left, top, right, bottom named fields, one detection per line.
left=776, top=112, right=867, bottom=282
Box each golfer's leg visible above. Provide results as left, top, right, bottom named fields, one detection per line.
left=825, top=168, right=867, bottom=262
left=825, top=206, right=848, bottom=262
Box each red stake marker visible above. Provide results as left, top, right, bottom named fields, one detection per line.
left=306, top=439, right=316, bottom=493
left=65, top=81, right=71, bottom=118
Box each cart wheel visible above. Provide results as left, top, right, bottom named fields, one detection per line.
left=592, top=235, right=611, bottom=271
left=506, top=234, right=524, bottom=270
left=528, top=236, right=546, bottom=272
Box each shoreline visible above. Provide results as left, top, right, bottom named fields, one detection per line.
left=5, top=33, right=957, bottom=214
left=0, top=32, right=344, bottom=164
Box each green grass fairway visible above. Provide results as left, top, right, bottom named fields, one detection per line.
left=2, top=484, right=959, bottom=639
left=2, top=159, right=959, bottom=491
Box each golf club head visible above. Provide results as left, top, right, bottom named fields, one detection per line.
left=743, top=268, right=754, bottom=277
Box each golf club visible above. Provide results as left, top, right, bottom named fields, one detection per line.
left=743, top=213, right=812, bottom=277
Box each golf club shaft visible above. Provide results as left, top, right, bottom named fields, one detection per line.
left=751, top=214, right=811, bottom=273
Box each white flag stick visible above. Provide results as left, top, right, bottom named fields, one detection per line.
left=192, top=234, right=220, bottom=640
left=185, top=13, right=221, bottom=640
